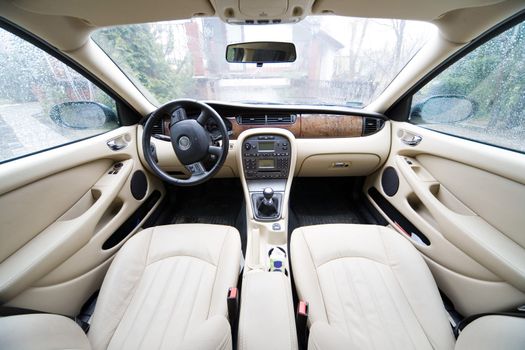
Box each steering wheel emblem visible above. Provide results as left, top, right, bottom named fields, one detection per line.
left=178, top=136, right=191, bottom=150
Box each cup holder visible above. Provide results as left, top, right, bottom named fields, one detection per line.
left=268, top=246, right=287, bottom=257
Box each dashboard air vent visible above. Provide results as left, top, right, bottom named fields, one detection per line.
left=362, top=117, right=385, bottom=136
left=151, top=120, right=163, bottom=134
left=237, top=115, right=266, bottom=125
left=236, top=114, right=296, bottom=125
left=267, top=114, right=296, bottom=124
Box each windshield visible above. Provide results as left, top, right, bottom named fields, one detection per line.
left=92, top=16, right=436, bottom=107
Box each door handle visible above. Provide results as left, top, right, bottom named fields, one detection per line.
left=107, top=134, right=130, bottom=151
left=402, top=134, right=422, bottom=146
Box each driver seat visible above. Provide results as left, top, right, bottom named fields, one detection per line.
left=0, top=224, right=241, bottom=350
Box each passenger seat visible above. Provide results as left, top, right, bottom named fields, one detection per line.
left=290, top=224, right=525, bottom=350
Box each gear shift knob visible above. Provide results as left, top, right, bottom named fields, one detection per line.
left=256, top=187, right=278, bottom=219
left=263, top=187, right=274, bottom=200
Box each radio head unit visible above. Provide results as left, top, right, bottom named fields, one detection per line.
left=242, top=135, right=291, bottom=180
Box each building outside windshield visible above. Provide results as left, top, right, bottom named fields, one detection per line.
left=92, top=16, right=436, bottom=107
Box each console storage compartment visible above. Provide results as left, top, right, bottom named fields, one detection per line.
left=238, top=271, right=298, bottom=350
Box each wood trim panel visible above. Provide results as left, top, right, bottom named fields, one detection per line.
left=227, top=114, right=363, bottom=139
left=299, top=114, right=362, bottom=138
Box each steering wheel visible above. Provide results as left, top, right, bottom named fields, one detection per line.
left=142, top=99, right=229, bottom=186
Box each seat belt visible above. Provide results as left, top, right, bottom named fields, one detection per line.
left=227, top=287, right=239, bottom=346
left=296, top=301, right=309, bottom=349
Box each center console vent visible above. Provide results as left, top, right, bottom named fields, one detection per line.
left=236, top=114, right=297, bottom=125
left=362, top=117, right=385, bottom=136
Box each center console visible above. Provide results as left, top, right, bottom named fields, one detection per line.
left=242, top=135, right=291, bottom=180
left=236, top=128, right=298, bottom=349
left=238, top=271, right=298, bottom=350
left=242, top=134, right=292, bottom=222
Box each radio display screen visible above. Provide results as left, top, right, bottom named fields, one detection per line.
left=258, top=159, right=275, bottom=169
left=258, top=141, right=274, bottom=152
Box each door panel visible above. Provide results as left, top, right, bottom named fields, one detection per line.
left=416, top=154, right=525, bottom=246
left=8, top=258, right=113, bottom=317
left=0, top=159, right=112, bottom=262
left=366, top=121, right=525, bottom=316
left=0, top=126, right=165, bottom=315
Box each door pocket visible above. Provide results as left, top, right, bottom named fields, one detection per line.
left=102, top=190, right=161, bottom=250
left=368, top=187, right=430, bottom=246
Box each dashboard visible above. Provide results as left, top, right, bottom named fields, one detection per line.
left=156, top=102, right=385, bottom=139
left=147, top=102, right=390, bottom=179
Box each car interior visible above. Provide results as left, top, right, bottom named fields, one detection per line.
left=0, top=0, right=525, bottom=349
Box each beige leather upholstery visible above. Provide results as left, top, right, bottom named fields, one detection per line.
left=89, top=224, right=240, bottom=350
left=290, top=224, right=456, bottom=349
left=0, top=314, right=91, bottom=350
left=238, top=271, right=298, bottom=350
left=455, top=315, right=525, bottom=350
left=0, top=224, right=241, bottom=350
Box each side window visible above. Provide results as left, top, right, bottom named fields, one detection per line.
left=0, top=28, right=119, bottom=163
left=410, top=20, right=525, bottom=153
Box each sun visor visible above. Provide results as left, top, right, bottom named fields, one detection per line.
left=311, top=0, right=504, bottom=21
left=10, top=0, right=216, bottom=26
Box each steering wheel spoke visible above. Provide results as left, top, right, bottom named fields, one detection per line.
left=185, top=162, right=207, bottom=176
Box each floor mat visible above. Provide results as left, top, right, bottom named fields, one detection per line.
left=289, top=177, right=372, bottom=227
left=169, top=179, right=243, bottom=226
left=155, top=179, right=247, bottom=253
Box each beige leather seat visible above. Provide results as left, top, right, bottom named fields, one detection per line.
left=0, top=224, right=241, bottom=350
left=290, top=224, right=525, bottom=350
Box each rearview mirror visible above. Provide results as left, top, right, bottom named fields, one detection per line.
left=226, top=42, right=296, bottom=65
left=50, top=101, right=118, bottom=129
left=412, top=95, right=476, bottom=124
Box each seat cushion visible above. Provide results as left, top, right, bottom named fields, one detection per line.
left=88, top=224, right=241, bottom=350
left=0, top=314, right=91, bottom=350
left=455, top=315, right=525, bottom=350
left=290, top=224, right=455, bottom=350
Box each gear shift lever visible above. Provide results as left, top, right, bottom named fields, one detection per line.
left=263, top=187, right=274, bottom=204
left=257, top=187, right=278, bottom=218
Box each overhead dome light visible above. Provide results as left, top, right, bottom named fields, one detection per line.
left=211, top=0, right=313, bottom=24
